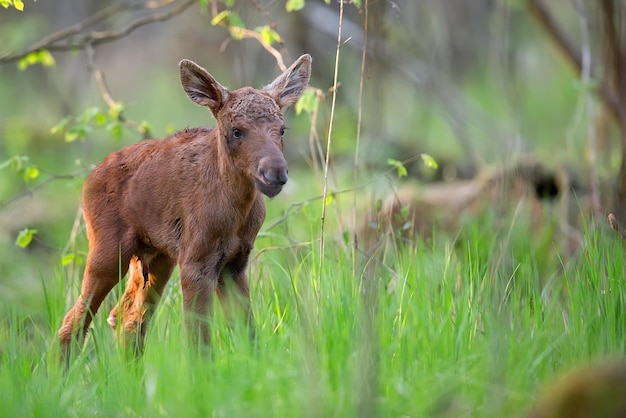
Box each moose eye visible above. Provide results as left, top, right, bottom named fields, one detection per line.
left=232, top=128, right=242, bottom=139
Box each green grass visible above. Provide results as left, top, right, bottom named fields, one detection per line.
left=1, top=202, right=625, bottom=418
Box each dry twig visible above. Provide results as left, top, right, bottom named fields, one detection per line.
left=608, top=213, right=626, bottom=242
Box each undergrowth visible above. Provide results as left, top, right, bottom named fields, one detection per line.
left=1, top=212, right=624, bottom=418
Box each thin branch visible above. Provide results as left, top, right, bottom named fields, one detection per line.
left=0, top=0, right=196, bottom=64
left=600, top=0, right=624, bottom=93
left=573, top=0, right=602, bottom=218
left=0, top=168, right=89, bottom=209
left=85, top=46, right=116, bottom=109
left=228, top=27, right=286, bottom=71
left=308, top=89, right=325, bottom=174
left=527, top=0, right=626, bottom=132
left=352, top=0, right=368, bottom=251
left=319, top=0, right=345, bottom=272
left=527, top=0, right=582, bottom=75
left=85, top=45, right=151, bottom=138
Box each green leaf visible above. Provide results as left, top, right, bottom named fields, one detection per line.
left=351, top=0, right=361, bottom=7
left=61, top=253, right=75, bottom=266
left=50, top=117, right=70, bottom=135
left=1, top=155, right=29, bottom=171
left=400, top=205, right=409, bottom=220
left=80, top=107, right=101, bottom=124
left=374, top=198, right=382, bottom=213
left=15, top=228, right=37, bottom=248
left=210, top=10, right=230, bottom=26
left=165, top=123, right=176, bottom=135
left=64, top=129, right=79, bottom=143
left=139, top=120, right=152, bottom=136
left=107, top=121, right=123, bottom=140
left=295, top=88, right=318, bottom=115
left=0, top=155, right=21, bottom=170
left=23, top=166, right=39, bottom=182
left=93, top=111, right=108, bottom=126
left=420, top=153, right=438, bottom=170
left=286, top=0, right=305, bottom=12
left=18, top=50, right=55, bottom=70
left=227, top=13, right=245, bottom=39
left=64, top=125, right=88, bottom=142
left=108, top=102, right=124, bottom=120
left=1, top=0, right=25, bottom=10
left=387, top=158, right=408, bottom=178
left=325, top=194, right=333, bottom=206
left=256, top=25, right=281, bottom=45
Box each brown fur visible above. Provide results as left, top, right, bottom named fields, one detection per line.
left=527, top=360, right=626, bottom=418
left=58, top=54, right=312, bottom=360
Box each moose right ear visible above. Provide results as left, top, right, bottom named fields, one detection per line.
left=179, top=59, right=230, bottom=116
left=264, top=54, right=312, bottom=109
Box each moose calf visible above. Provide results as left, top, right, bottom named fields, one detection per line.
left=58, top=54, right=312, bottom=360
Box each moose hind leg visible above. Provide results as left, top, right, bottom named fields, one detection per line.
left=58, top=246, right=131, bottom=364
left=108, top=254, right=175, bottom=356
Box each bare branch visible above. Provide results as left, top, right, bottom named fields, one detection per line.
left=85, top=46, right=117, bottom=109
left=85, top=45, right=152, bottom=138
left=228, top=27, right=286, bottom=71
left=527, top=0, right=626, bottom=132
left=0, top=0, right=196, bottom=64
left=527, top=0, right=582, bottom=75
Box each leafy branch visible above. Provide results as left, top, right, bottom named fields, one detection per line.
left=0, top=0, right=197, bottom=66
left=0, top=167, right=90, bottom=209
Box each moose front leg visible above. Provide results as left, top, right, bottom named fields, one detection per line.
left=180, top=261, right=218, bottom=347
left=217, top=270, right=256, bottom=342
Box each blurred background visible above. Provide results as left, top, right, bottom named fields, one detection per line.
left=1, top=0, right=623, bottom=314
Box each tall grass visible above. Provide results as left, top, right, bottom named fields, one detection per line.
left=1, top=209, right=625, bottom=418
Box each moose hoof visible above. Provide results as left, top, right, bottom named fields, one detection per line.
left=107, top=315, right=117, bottom=329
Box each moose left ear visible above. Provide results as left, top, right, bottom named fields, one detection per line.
left=179, top=59, right=230, bottom=118
left=264, top=54, right=312, bottom=108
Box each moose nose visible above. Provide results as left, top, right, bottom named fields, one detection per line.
left=256, top=156, right=288, bottom=198
left=261, top=165, right=288, bottom=186
left=258, top=156, right=288, bottom=186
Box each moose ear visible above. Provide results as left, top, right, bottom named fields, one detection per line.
left=179, top=59, right=230, bottom=116
left=264, top=54, right=312, bottom=108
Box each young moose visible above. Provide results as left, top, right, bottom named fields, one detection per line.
left=58, top=54, right=312, bottom=359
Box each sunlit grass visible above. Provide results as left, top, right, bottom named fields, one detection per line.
left=1, top=208, right=625, bottom=417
